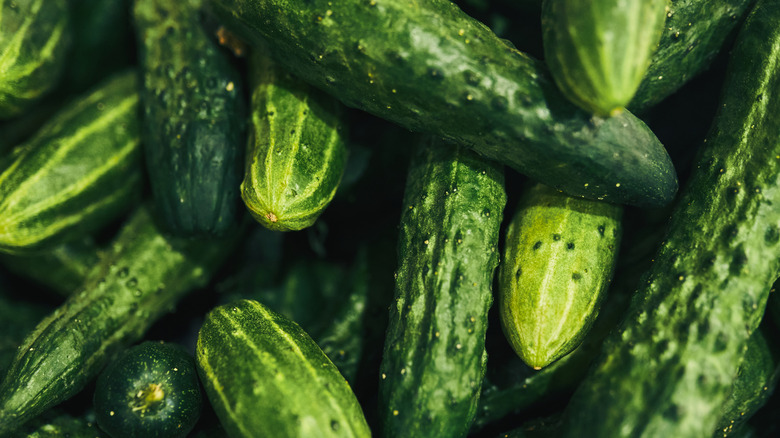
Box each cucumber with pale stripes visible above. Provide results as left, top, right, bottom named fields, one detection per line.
left=0, top=70, right=143, bottom=254
left=0, top=0, right=72, bottom=119
left=241, top=48, right=348, bottom=232
left=196, top=299, right=371, bottom=438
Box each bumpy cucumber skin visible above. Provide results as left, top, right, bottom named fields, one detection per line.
left=542, top=0, right=668, bottom=116
left=241, top=48, right=348, bottom=232
left=379, top=138, right=506, bottom=437
left=135, top=0, right=245, bottom=236
left=0, top=71, right=142, bottom=254
left=196, top=299, right=371, bottom=438
left=0, top=0, right=71, bottom=119
left=0, top=205, right=236, bottom=435
left=629, top=0, right=754, bottom=113
left=499, top=183, right=622, bottom=369
left=560, top=1, right=780, bottom=436
left=207, top=0, right=677, bottom=208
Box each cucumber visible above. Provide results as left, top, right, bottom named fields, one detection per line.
left=0, top=0, right=72, bottom=119
left=542, top=0, right=668, bottom=116
left=560, top=0, right=780, bottom=435
left=134, top=0, right=245, bottom=236
left=241, top=47, right=348, bottom=232
left=0, top=205, right=238, bottom=435
left=379, top=137, right=506, bottom=437
left=498, top=183, right=622, bottom=369
left=93, top=341, right=202, bottom=438
left=0, top=70, right=143, bottom=254
left=0, top=290, right=51, bottom=378
left=628, top=0, right=755, bottom=113
left=196, top=299, right=371, bottom=438
left=206, top=0, right=678, bottom=208
left=8, top=410, right=108, bottom=438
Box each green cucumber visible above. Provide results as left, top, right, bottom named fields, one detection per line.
left=0, top=205, right=237, bottom=435
left=207, top=0, right=678, bottom=208
left=8, top=410, right=108, bottom=438
left=0, top=70, right=143, bottom=254
left=241, top=47, right=348, bottom=232
left=134, top=0, right=245, bottom=236
left=542, top=0, right=668, bottom=116
left=498, top=183, right=622, bottom=369
left=628, top=0, right=755, bottom=113
left=379, top=137, right=506, bottom=437
left=0, top=0, right=72, bottom=119
left=93, top=341, right=202, bottom=438
left=196, top=299, right=371, bottom=438
left=560, top=0, right=780, bottom=435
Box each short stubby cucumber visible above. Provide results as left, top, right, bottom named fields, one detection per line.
left=0, top=70, right=143, bottom=254
left=560, top=1, right=780, bottom=436
left=379, top=137, right=506, bottom=437
left=207, top=0, right=678, bottom=208
left=241, top=48, right=348, bottom=232
left=0, top=205, right=238, bottom=435
left=542, top=0, right=668, bottom=116
left=134, top=0, right=245, bottom=236
left=0, top=0, right=72, bottom=119
left=196, top=299, right=371, bottom=438
left=498, top=183, right=622, bottom=369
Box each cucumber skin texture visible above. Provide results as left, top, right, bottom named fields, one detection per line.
left=196, top=299, right=371, bottom=438
left=7, top=410, right=109, bottom=438
left=560, top=1, right=780, bottom=436
left=499, top=183, right=622, bottom=369
left=542, top=0, right=668, bottom=116
left=379, top=138, right=506, bottom=437
left=93, top=341, right=202, bottom=438
left=135, top=0, right=245, bottom=236
left=0, top=71, right=142, bottom=254
left=629, top=0, right=754, bottom=113
left=0, top=205, right=237, bottom=436
left=241, top=48, right=348, bottom=232
left=207, top=0, right=677, bottom=208
left=0, top=0, right=72, bottom=119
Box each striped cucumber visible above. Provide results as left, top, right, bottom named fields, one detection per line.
left=498, top=183, right=622, bottom=369
left=241, top=47, right=349, bottom=232
left=0, top=205, right=238, bottom=435
left=0, top=0, right=72, bottom=118
left=561, top=0, right=780, bottom=435
left=0, top=70, right=142, bottom=254
left=379, top=137, right=506, bottom=437
left=196, top=299, right=371, bottom=438
left=207, top=0, right=678, bottom=208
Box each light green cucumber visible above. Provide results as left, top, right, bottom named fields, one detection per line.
left=498, top=183, right=622, bottom=369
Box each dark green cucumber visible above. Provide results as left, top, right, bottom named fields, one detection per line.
left=628, top=0, right=754, bottom=113
left=0, top=0, right=72, bottom=119
left=241, top=47, right=348, bottom=232
left=542, top=0, right=667, bottom=116
left=207, top=0, right=677, bottom=208
left=134, top=0, right=245, bottom=236
left=0, top=70, right=142, bottom=254
left=379, top=137, right=506, bottom=437
left=196, top=299, right=371, bottom=438
left=0, top=205, right=237, bottom=435
left=8, top=410, right=108, bottom=438
left=560, top=0, right=780, bottom=435
left=94, top=341, right=202, bottom=438
left=498, top=183, right=622, bottom=369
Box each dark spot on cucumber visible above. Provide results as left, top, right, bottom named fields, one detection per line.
left=571, top=272, right=582, bottom=281
left=463, top=70, right=481, bottom=85
left=722, top=224, right=738, bottom=244
left=532, top=241, right=542, bottom=250
left=514, top=267, right=522, bottom=279
left=490, top=96, right=508, bottom=111
left=662, top=404, right=680, bottom=421
left=427, top=68, right=444, bottom=80
left=725, top=186, right=740, bottom=205
left=714, top=333, right=729, bottom=352
left=331, top=420, right=340, bottom=431
left=552, top=234, right=561, bottom=241
left=765, top=225, right=779, bottom=245
left=566, top=242, right=575, bottom=250
left=730, top=246, right=747, bottom=275
left=697, top=319, right=710, bottom=341
left=698, top=253, right=716, bottom=272
left=597, top=225, right=605, bottom=236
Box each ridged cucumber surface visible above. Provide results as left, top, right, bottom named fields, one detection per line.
left=379, top=137, right=506, bottom=437
left=207, top=0, right=678, bottom=208
left=241, top=47, right=348, bottom=232
left=196, top=299, right=371, bottom=438
left=0, top=70, right=142, bottom=254
left=560, top=1, right=780, bottom=435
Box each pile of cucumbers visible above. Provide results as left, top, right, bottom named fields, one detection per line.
left=1, top=0, right=779, bottom=436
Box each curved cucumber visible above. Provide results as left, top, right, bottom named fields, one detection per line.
left=498, top=183, right=622, bottom=369
left=207, top=0, right=678, bottom=208
left=560, top=1, right=780, bottom=435
left=241, top=48, right=348, bottom=232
